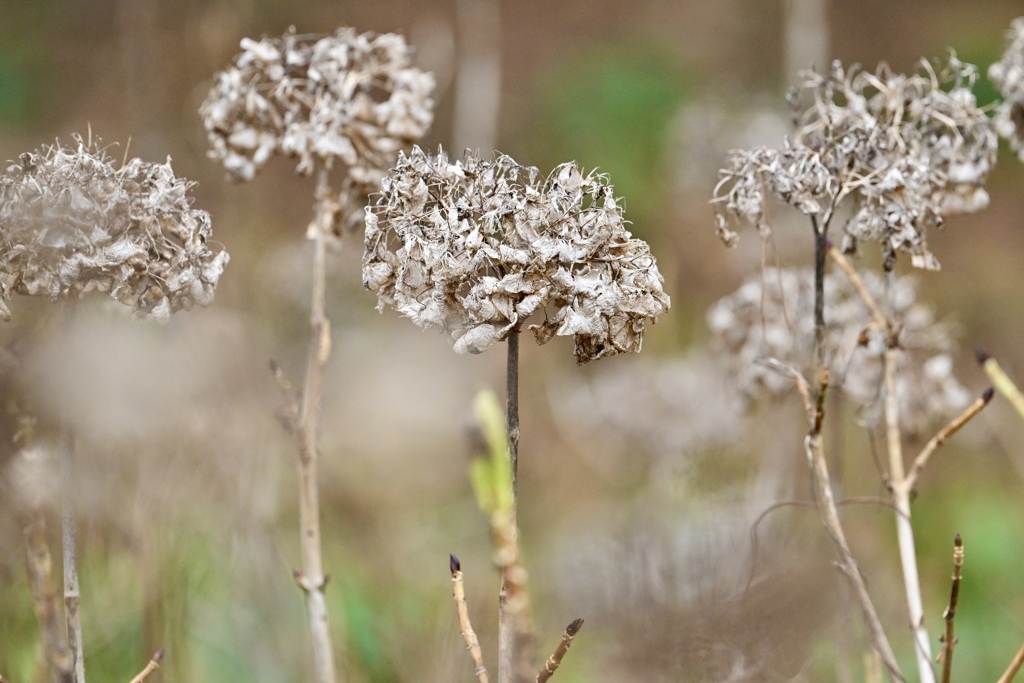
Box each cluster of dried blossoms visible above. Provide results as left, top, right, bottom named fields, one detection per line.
left=363, top=147, right=670, bottom=363
left=713, top=56, right=996, bottom=269
left=200, top=26, right=434, bottom=229
left=550, top=352, right=743, bottom=461
left=990, top=18, right=1024, bottom=160
left=0, top=137, right=229, bottom=322
left=707, top=267, right=968, bottom=434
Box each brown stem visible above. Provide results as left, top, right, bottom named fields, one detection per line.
left=791, top=367, right=903, bottom=683
left=905, top=389, right=993, bottom=492
left=294, top=167, right=339, bottom=683
left=812, top=217, right=827, bottom=365
left=884, top=345, right=935, bottom=683
left=127, top=649, right=164, bottom=683
left=998, top=643, right=1024, bottom=683
left=23, top=512, right=73, bottom=683
left=535, top=618, right=583, bottom=683
left=829, top=244, right=934, bottom=681
left=451, top=555, right=490, bottom=683
left=61, top=427, right=85, bottom=683
left=500, top=328, right=534, bottom=683
left=939, top=535, right=963, bottom=683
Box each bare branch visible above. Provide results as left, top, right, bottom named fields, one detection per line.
left=536, top=618, right=583, bottom=683
left=827, top=244, right=888, bottom=330
left=127, top=649, right=164, bottom=683
left=997, top=642, right=1024, bottom=683
left=978, top=350, right=1024, bottom=422
left=61, top=426, right=85, bottom=683
left=289, top=168, right=341, bottom=683
left=938, top=535, right=963, bottom=683
left=451, top=554, right=489, bottom=683
left=830, top=237, right=934, bottom=681
left=906, top=389, right=993, bottom=491
left=23, top=513, right=73, bottom=683
left=795, top=370, right=904, bottom=682
left=884, top=343, right=936, bottom=683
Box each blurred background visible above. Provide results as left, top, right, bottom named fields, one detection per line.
left=2, top=1, right=1024, bottom=681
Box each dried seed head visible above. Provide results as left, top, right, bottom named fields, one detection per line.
left=200, top=26, right=435, bottom=187
left=714, top=56, right=996, bottom=270
left=0, top=136, right=229, bottom=322
left=990, top=18, right=1024, bottom=160
left=707, top=267, right=968, bottom=433
left=363, top=147, right=670, bottom=364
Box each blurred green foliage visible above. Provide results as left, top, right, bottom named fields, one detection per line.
left=470, top=389, right=512, bottom=518
left=528, top=46, right=688, bottom=234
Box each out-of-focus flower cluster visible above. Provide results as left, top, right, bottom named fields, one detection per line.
left=364, top=147, right=670, bottom=363
left=990, top=18, right=1024, bottom=161
left=714, top=57, right=996, bottom=270
left=550, top=352, right=743, bottom=461
left=200, top=27, right=434, bottom=191
left=707, top=267, right=969, bottom=433
left=0, top=137, right=229, bottom=323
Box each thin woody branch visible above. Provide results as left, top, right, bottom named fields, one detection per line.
left=492, top=506, right=533, bottom=683
left=451, top=554, right=489, bottom=683
left=977, top=350, right=1024, bottom=422
left=536, top=618, right=583, bottom=683
left=790, top=366, right=904, bottom=683
left=498, top=330, right=520, bottom=683
left=938, top=535, right=963, bottom=683
left=23, top=513, right=73, bottom=683
left=827, top=244, right=888, bottom=331
left=998, top=642, right=1024, bottom=683
left=831, top=238, right=935, bottom=682
left=61, top=426, right=85, bottom=683
left=290, top=168, right=340, bottom=683
left=906, top=390, right=993, bottom=491
left=127, top=649, right=164, bottom=683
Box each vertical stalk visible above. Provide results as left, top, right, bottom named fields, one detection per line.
left=800, top=374, right=903, bottom=682
left=295, top=167, right=339, bottom=683
left=812, top=217, right=827, bottom=364
left=59, top=303, right=85, bottom=683
left=61, top=427, right=85, bottom=683
left=810, top=225, right=903, bottom=682
left=884, top=345, right=935, bottom=683
left=498, top=328, right=519, bottom=683
left=23, top=512, right=73, bottom=683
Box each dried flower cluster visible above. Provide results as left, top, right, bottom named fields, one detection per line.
left=714, top=57, right=996, bottom=269
left=990, top=18, right=1024, bottom=160
left=0, top=137, right=229, bottom=323
left=364, top=147, right=670, bottom=363
left=200, top=27, right=434, bottom=188
left=550, top=352, right=743, bottom=461
left=707, top=268, right=968, bottom=433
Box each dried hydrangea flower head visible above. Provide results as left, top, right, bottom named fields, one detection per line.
left=990, top=18, right=1024, bottom=160
left=0, top=136, right=229, bottom=323
left=714, top=56, right=996, bottom=269
left=707, top=267, right=968, bottom=433
left=200, top=26, right=434, bottom=230
left=364, top=147, right=670, bottom=364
